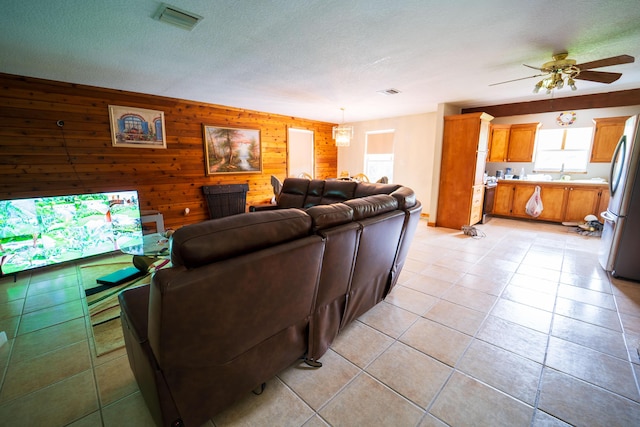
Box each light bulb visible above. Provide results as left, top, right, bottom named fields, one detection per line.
left=533, top=81, right=542, bottom=93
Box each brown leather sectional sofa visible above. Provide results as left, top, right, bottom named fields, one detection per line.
left=118, top=178, right=422, bottom=426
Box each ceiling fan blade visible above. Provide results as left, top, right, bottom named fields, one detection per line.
left=489, top=73, right=548, bottom=86
left=575, top=54, right=634, bottom=70
left=575, top=70, right=622, bottom=84
left=523, top=63, right=545, bottom=71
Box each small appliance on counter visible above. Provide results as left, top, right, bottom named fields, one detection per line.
left=496, top=170, right=504, bottom=179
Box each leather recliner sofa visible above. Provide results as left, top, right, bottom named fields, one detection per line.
left=252, top=178, right=423, bottom=323
left=119, top=180, right=422, bottom=426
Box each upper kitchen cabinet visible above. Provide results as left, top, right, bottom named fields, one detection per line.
left=487, top=122, right=540, bottom=163
left=590, top=116, right=630, bottom=163
left=488, top=124, right=510, bottom=162
left=437, top=112, right=493, bottom=230
left=506, top=123, right=540, bottom=162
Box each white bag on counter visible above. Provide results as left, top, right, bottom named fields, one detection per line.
left=526, top=186, right=543, bottom=217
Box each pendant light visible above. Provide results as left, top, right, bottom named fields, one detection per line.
left=333, top=108, right=353, bottom=147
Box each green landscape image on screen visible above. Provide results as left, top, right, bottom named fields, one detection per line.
left=0, top=191, right=143, bottom=275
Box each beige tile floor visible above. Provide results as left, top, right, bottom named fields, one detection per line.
left=1, top=217, right=640, bottom=426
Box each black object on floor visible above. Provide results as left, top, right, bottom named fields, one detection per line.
left=94, top=266, right=145, bottom=289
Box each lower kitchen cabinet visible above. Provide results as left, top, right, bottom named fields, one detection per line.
left=511, top=184, right=537, bottom=218
left=491, top=181, right=608, bottom=223
left=563, top=186, right=601, bottom=222
left=537, top=185, right=566, bottom=222
left=493, top=183, right=513, bottom=216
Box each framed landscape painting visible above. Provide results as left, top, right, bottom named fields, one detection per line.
left=109, top=105, right=167, bottom=149
left=203, top=125, right=262, bottom=175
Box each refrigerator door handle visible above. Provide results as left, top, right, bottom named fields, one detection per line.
left=601, top=210, right=616, bottom=222
left=609, top=135, right=626, bottom=195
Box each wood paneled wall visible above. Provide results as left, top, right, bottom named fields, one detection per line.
left=0, top=73, right=337, bottom=229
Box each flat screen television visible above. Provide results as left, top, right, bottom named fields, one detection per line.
left=0, top=190, right=143, bottom=275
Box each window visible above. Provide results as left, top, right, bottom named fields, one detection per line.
left=534, top=127, right=593, bottom=172
left=365, top=130, right=394, bottom=182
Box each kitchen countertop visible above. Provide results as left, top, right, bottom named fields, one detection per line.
left=496, top=179, right=608, bottom=187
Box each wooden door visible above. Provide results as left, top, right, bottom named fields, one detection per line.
left=537, top=185, right=566, bottom=222
left=507, top=123, right=539, bottom=162
left=512, top=184, right=538, bottom=218
left=493, top=183, right=515, bottom=216
left=563, top=187, right=600, bottom=222
left=488, top=125, right=510, bottom=162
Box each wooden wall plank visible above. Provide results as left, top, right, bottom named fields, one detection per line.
left=0, top=73, right=337, bottom=229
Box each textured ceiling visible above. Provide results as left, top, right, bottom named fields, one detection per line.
left=1, top=0, right=640, bottom=123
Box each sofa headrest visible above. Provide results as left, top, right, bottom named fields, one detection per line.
left=354, top=182, right=401, bottom=198
left=390, top=187, right=417, bottom=210
left=277, top=178, right=310, bottom=208
left=303, top=179, right=325, bottom=208
left=344, top=194, right=398, bottom=220
left=306, top=203, right=354, bottom=231
left=320, top=180, right=358, bottom=205
left=170, top=209, right=312, bottom=268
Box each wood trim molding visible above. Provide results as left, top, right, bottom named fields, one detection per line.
left=462, top=88, right=640, bottom=117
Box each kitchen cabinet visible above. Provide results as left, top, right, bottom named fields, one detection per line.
left=488, top=124, right=510, bottom=162
left=506, top=123, right=540, bottom=162
left=437, top=112, right=493, bottom=229
left=511, top=184, right=538, bottom=217
left=493, top=182, right=515, bottom=216
left=469, top=184, right=485, bottom=225
left=537, top=186, right=567, bottom=222
left=494, top=183, right=565, bottom=222
left=563, top=186, right=602, bottom=222
left=492, top=181, right=608, bottom=224
left=590, top=116, right=629, bottom=163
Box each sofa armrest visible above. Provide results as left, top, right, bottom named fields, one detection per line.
left=118, top=284, right=151, bottom=343
left=390, top=186, right=417, bottom=210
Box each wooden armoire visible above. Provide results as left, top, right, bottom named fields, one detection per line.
left=436, top=112, right=494, bottom=230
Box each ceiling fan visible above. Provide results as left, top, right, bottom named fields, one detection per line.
left=490, top=52, right=635, bottom=93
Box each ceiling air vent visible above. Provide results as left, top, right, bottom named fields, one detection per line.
left=154, top=3, right=203, bottom=31
left=377, top=88, right=402, bottom=95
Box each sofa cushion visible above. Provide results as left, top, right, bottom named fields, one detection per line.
left=344, top=194, right=398, bottom=220
left=170, top=209, right=312, bottom=268
left=320, top=180, right=358, bottom=205
left=354, top=182, right=401, bottom=198
left=306, top=203, right=354, bottom=231
left=277, top=178, right=310, bottom=208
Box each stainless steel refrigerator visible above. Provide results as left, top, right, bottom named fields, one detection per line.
left=599, top=115, right=640, bottom=281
